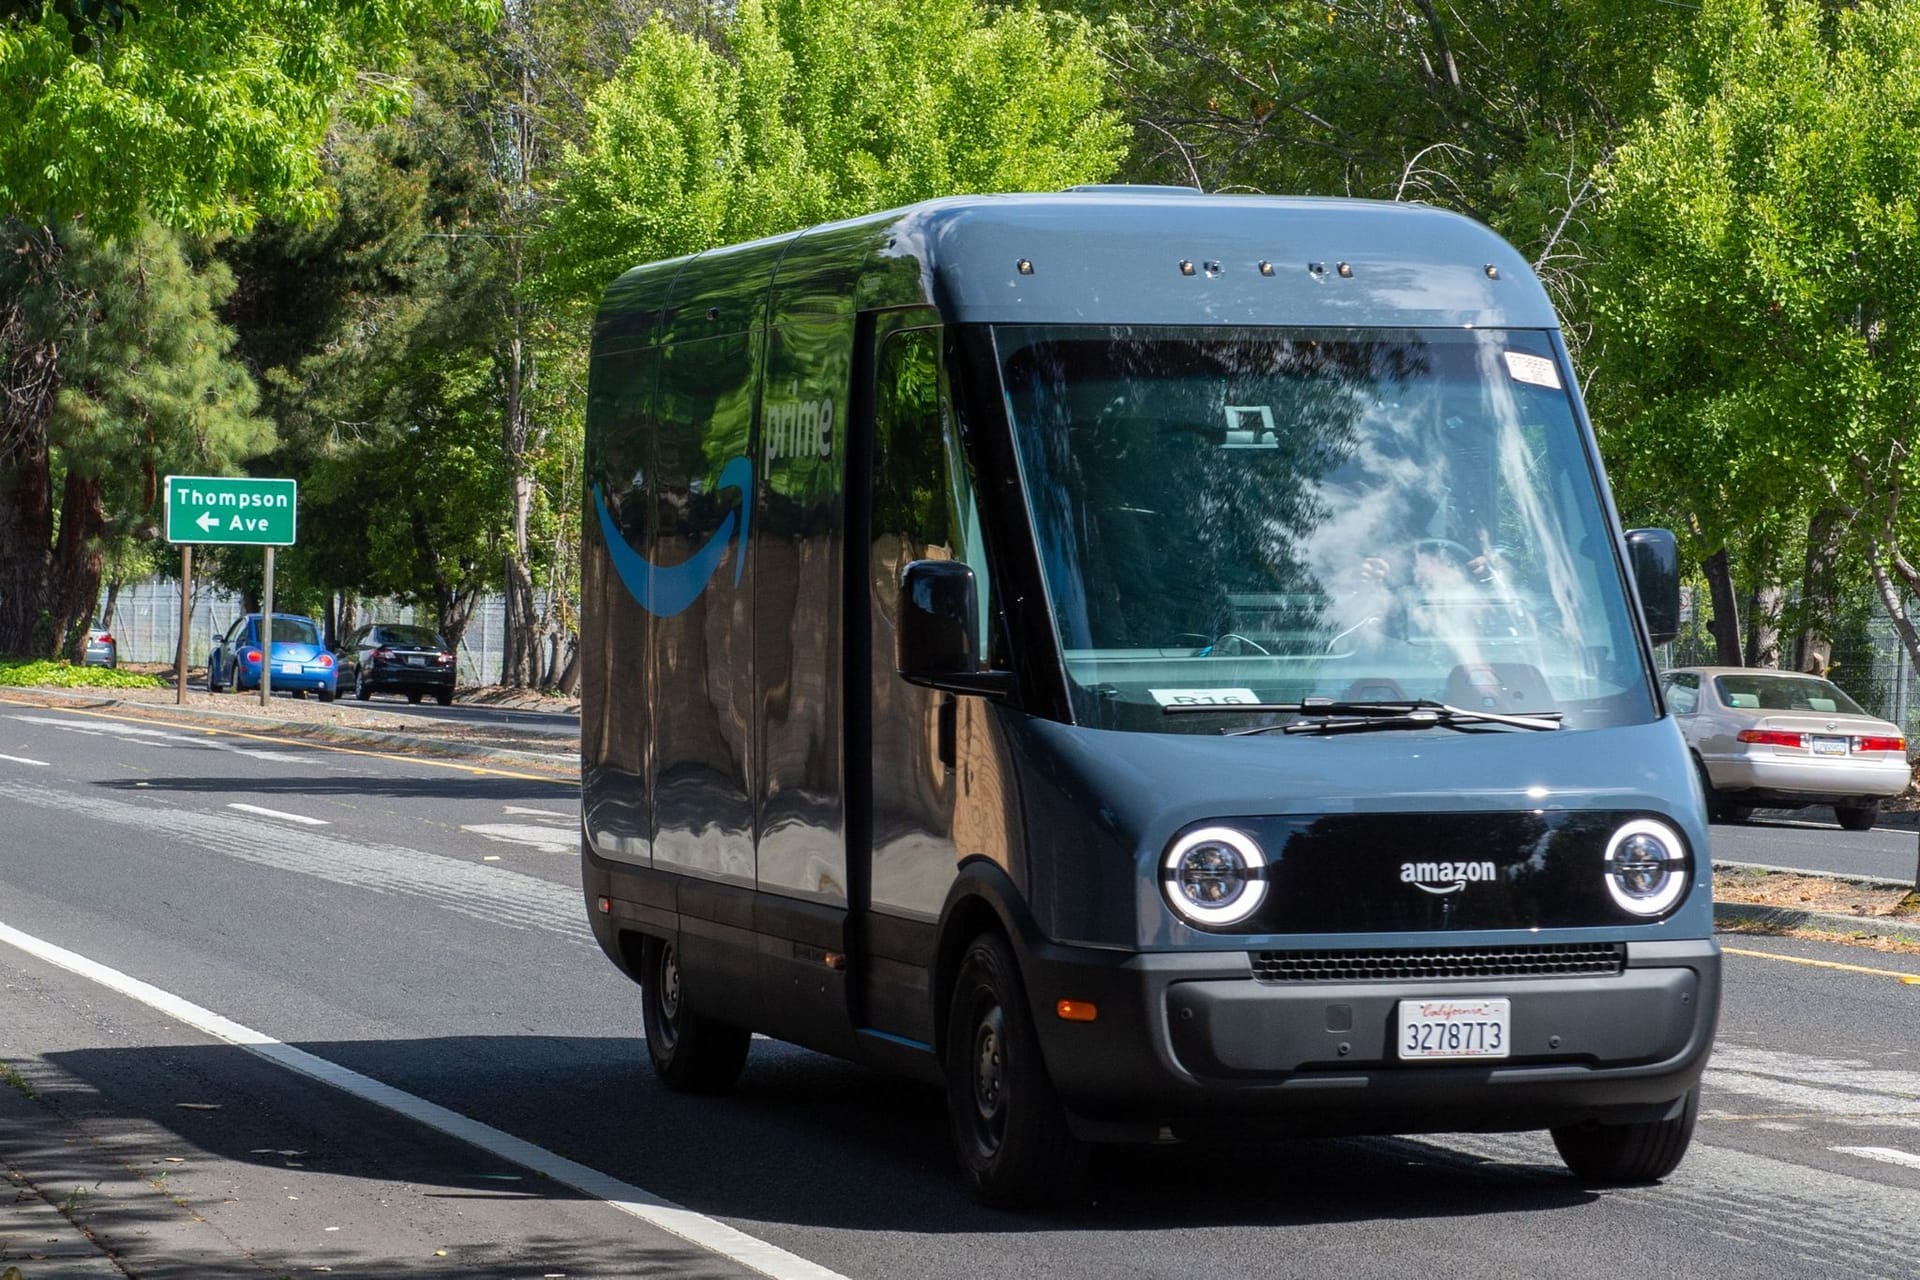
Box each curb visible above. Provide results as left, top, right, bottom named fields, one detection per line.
left=1713, top=901, right=1920, bottom=946
left=0, top=688, right=579, bottom=777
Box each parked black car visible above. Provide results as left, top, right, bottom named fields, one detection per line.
left=337, top=624, right=457, bottom=704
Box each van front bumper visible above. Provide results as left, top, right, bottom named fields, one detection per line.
left=1016, top=936, right=1719, bottom=1139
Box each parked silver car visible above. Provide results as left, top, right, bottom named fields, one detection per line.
left=1662, top=667, right=1911, bottom=830
left=83, top=626, right=117, bottom=668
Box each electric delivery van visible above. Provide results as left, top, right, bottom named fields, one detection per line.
left=580, top=189, right=1716, bottom=1204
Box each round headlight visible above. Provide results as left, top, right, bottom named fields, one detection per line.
left=1603, top=819, right=1689, bottom=916
left=1162, top=827, right=1267, bottom=927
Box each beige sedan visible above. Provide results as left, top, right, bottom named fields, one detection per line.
left=1662, top=667, right=1912, bottom=830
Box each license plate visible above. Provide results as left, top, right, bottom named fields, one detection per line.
left=407, top=655, right=426, bottom=666
left=278, top=662, right=301, bottom=674
left=1811, top=735, right=1849, bottom=757
left=1397, top=998, right=1510, bottom=1061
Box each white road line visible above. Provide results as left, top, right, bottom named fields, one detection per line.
left=503, top=806, right=573, bottom=819
left=461, top=822, right=576, bottom=854
left=0, top=753, right=50, bottom=767
left=226, top=803, right=329, bottom=826
left=9, top=714, right=311, bottom=763
left=0, top=920, right=848, bottom=1280
left=1835, top=1146, right=1920, bottom=1171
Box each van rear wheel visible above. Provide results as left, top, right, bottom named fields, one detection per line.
left=945, top=933, right=1087, bottom=1207
left=639, top=936, right=749, bottom=1093
left=1550, top=1086, right=1699, bottom=1184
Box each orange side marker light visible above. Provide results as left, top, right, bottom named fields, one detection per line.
left=1056, top=1000, right=1098, bottom=1022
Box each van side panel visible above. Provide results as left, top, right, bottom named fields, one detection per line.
left=581, top=344, right=660, bottom=867
left=649, top=318, right=761, bottom=890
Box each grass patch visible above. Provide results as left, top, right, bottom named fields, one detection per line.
left=0, top=1063, right=34, bottom=1098
left=0, top=658, right=163, bottom=690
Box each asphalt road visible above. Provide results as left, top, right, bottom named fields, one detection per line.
left=6, top=698, right=1920, bottom=1279
left=1710, top=808, right=1920, bottom=882
left=327, top=692, right=580, bottom=739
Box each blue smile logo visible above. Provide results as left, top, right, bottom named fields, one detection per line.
left=592, top=456, right=753, bottom=617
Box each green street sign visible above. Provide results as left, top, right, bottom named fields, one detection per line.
left=164, top=475, right=298, bottom=546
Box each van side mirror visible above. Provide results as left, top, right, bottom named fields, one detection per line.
left=1624, top=528, right=1680, bottom=647
left=895, top=560, right=1015, bottom=698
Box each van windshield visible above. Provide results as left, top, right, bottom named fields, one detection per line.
left=993, top=326, right=1655, bottom=734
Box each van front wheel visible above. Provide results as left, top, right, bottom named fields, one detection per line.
left=640, top=936, right=749, bottom=1093
left=945, top=933, right=1087, bottom=1207
left=1550, top=1086, right=1699, bottom=1184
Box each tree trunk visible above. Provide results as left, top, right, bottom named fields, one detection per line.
left=1744, top=583, right=1784, bottom=669
left=1795, top=507, right=1846, bottom=674
left=0, top=225, right=63, bottom=656
left=49, top=467, right=106, bottom=664
left=1866, top=541, right=1920, bottom=678
left=1702, top=547, right=1743, bottom=666
left=100, top=576, right=122, bottom=634
left=555, top=635, right=580, bottom=696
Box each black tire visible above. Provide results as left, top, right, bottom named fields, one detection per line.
left=1551, top=1086, right=1699, bottom=1184
left=318, top=687, right=336, bottom=703
left=1837, top=801, right=1880, bottom=832
left=436, top=691, right=454, bottom=706
left=406, top=692, right=423, bottom=704
left=207, top=659, right=224, bottom=694
left=639, top=936, right=750, bottom=1093
left=354, top=673, right=371, bottom=701
left=945, top=932, right=1088, bottom=1207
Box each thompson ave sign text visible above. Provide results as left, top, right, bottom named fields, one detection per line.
left=165, top=476, right=298, bottom=546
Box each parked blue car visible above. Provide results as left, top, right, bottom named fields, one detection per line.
left=207, top=613, right=338, bottom=700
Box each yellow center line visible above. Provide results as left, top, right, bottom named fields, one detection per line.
left=1722, top=945, right=1920, bottom=983
left=0, top=693, right=575, bottom=786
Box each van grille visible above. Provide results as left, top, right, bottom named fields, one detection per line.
left=1251, top=943, right=1627, bottom=984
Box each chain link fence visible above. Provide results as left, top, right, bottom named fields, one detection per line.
left=94, top=580, right=533, bottom=688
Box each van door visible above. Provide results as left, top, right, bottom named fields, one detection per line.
left=859, top=318, right=995, bottom=1044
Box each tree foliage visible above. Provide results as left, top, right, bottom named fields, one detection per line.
left=1592, top=0, right=1920, bottom=669
left=535, top=0, right=1126, bottom=309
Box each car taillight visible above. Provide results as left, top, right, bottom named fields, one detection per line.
left=318, top=653, right=334, bottom=668
left=1858, top=735, right=1906, bottom=753
left=97, top=633, right=112, bottom=644
left=373, top=647, right=395, bottom=660
left=1737, top=729, right=1804, bottom=748
left=245, top=648, right=263, bottom=664
left=436, top=652, right=454, bottom=665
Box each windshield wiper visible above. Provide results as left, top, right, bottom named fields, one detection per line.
left=1161, top=697, right=1562, bottom=736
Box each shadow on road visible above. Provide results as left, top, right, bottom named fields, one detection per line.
left=31, top=1031, right=1598, bottom=1247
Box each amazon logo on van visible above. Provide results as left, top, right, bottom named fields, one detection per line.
left=591, top=455, right=752, bottom=618
left=1400, top=860, right=1498, bottom=895
left=764, top=388, right=835, bottom=464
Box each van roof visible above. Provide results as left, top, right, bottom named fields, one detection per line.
left=595, top=190, right=1558, bottom=343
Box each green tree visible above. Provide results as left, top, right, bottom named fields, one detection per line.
left=1073, top=0, right=1688, bottom=335
left=0, top=0, right=494, bottom=658
left=1591, top=0, right=1920, bottom=672
left=534, top=0, right=1126, bottom=309
left=0, top=221, right=270, bottom=659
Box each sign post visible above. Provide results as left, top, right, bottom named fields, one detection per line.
left=164, top=476, right=298, bottom=705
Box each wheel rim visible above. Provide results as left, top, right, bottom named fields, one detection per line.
left=654, top=942, right=682, bottom=1051
left=967, top=1001, right=1009, bottom=1155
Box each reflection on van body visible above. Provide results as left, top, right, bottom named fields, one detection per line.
left=580, top=190, right=1717, bottom=1205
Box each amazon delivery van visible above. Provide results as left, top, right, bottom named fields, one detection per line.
left=579, top=188, right=1717, bottom=1204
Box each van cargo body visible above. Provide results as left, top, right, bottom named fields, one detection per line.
left=580, top=190, right=1717, bottom=1203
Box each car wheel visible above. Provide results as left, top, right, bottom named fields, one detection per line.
left=406, top=692, right=423, bottom=704
left=639, top=936, right=750, bottom=1092
left=1837, top=801, right=1880, bottom=832
left=436, top=691, right=454, bottom=707
left=1552, top=1086, right=1699, bottom=1184
left=945, top=932, right=1087, bottom=1207
left=207, top=659, right=224, bottom=694
left=354, top=673, right=371, bottom=701
left=318, top=686, right=336, bottom=703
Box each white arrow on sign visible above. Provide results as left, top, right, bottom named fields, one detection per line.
left=196, top=511, right=219, bottom=532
